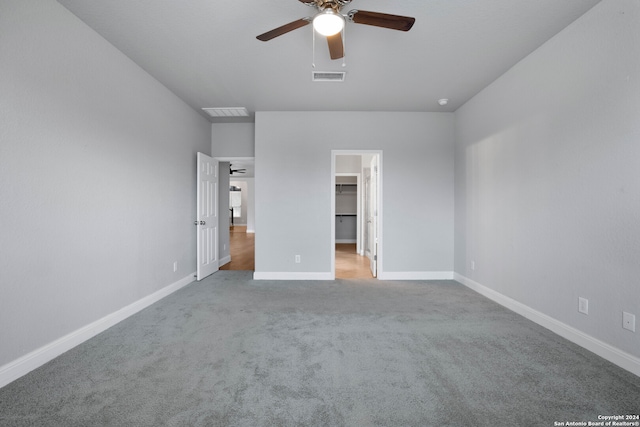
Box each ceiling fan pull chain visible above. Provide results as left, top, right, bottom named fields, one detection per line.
left=341, top=25, right=346, bottom=67
left=312, top=25, right=316, bottom=68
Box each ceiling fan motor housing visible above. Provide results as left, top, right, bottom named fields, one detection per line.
left=303, top=0, right=352, bottom=12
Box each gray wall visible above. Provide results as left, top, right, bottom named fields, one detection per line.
left=336, top=155, right=362, bottom=174
left=212, top=123, right=255, bottom=158
left=0, top=0, right=211, bottom=367
left=454, top=0, right=640, bottom=358
left=255, top=112, right=455, bottom=277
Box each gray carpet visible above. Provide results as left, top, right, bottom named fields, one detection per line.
left=0, top=271, right=638, bottom=426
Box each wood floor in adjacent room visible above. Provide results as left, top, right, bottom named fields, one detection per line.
left=335, top=243, right=373, bottom=279
left=220, top=226, right=255, bottom=271
left=220, top=228, right=372, bottom=278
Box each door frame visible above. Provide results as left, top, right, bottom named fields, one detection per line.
left=331, top=150, right=383, bottom=279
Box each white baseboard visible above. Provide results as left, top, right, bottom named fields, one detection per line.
left=246, top=229, right=255, bottom=234
left=253, top=271, right=455, bottom=281
left=453, top=273, right=640, bottom=377
left=0, top=272, right=196, bottom=389
left=378, top=271, right=454, bottom=280
left=336, top=239, right=357, bottom=244
left=219, top=255, right=231, bottom=267
left=253, top=272, right=333, bottom=280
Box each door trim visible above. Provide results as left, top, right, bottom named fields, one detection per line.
left=331, top=150, right=383, bottom=280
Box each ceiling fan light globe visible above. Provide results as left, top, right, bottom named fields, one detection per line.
left=313, top=10, right=345, bottom=36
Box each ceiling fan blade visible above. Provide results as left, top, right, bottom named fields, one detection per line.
left=256, top=18, right=311, bottom=41
left=327, top=33, right=344, bottom=60
left=349, top=10, right=415, bottom=32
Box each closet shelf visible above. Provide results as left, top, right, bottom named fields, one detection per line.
left=335, top=183, right=357, bottom=194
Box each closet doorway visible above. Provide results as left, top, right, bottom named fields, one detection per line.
left=332, top=151, right=382, bottom=279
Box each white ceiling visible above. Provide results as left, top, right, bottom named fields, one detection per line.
left=56, top=0, right=600, bottom=122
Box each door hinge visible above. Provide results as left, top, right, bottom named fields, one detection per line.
left=374, top=255, right=377, bottom=261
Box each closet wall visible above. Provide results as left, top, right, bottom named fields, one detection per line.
left=335, top=176, right=358, bottom=243
left=335, top=155, right=362, bottom=246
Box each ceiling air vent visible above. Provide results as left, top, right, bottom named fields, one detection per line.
left=202, top=107, right=249, bottom=118
left=312, top=71, right=346, bottom=82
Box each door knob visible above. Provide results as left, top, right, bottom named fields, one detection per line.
left=200, top=221, right=206, bottom=225
left=194, top=221, right=198, bottom=225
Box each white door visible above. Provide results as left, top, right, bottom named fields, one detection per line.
left=369, top=155, right=378, bottom=277
left=196, top=152, right=219, bottom=280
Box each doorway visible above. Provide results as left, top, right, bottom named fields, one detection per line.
left=215, top=157, right=255, bottom=271
left=332, top=151, right=382, bottom=279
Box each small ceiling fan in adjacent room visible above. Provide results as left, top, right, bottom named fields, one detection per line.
left=256, top=0, right=415, bottom=60
left=230, top=165, right=247, bottom=175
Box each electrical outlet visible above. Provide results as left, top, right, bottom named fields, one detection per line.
left=295, top=255, right=301, bottom=264
left=578, top=297, right=588, bottom=315
left=623, top=312, right=636, bottom=332
left=173, top=261, right=178, bottom=272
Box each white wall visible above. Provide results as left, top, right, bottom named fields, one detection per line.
left=229, top=181, right=247, bottom=225
left=455, top=0, right=640, bottom=364
left=240, top=178, right=256, bottom=233
left=0, top=0, right=210, bottom=375
left=219, top=163, right=231, bottom=263
left=255, top=112, right=454, bottom=279
left=230, top=179, right=254, bottom=229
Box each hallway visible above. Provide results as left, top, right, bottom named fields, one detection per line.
left=220, top=226, right=254, bottom=271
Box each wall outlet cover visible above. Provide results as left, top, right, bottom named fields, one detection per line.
left=623, top=312, right=636, bottom=332
left=578, top=297, right=589, bottom=315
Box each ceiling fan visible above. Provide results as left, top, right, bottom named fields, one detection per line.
left=256, top=0, right=415, bottom=60
left=230, top=165, right=246, bottom=175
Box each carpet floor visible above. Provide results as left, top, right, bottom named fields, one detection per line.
left=0, top=271, right=638, bottom=426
